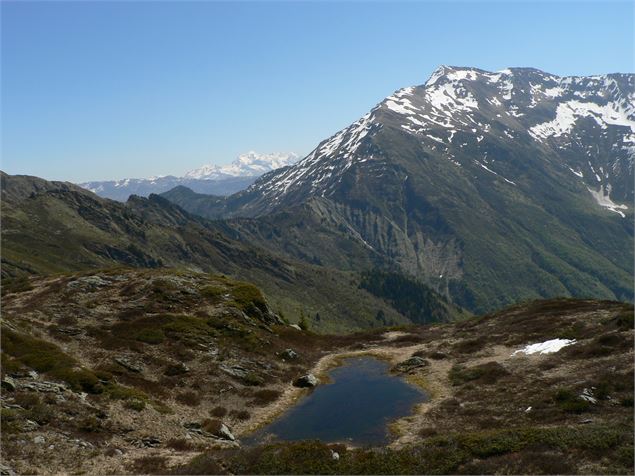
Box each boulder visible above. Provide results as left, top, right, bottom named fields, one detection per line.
left=114, top=357, right=143, bottom=373
left=0, top=463, right=16, bottom=476
left=23, top=420, right=39, bottom=432
left=141, top=437, right=161, bottom=448
left=289, top=324, right=302, bottom=331
left=294, top=374, right=319, bottom=388
left=219, top=364, right=248, bottom=379
left=393, top=356, right=429, bottom=373
left=279, top=348, right=299, bottom=360
left=214, top=423, right=235, bottom=441
left=1, top=377, right=16, bottom=392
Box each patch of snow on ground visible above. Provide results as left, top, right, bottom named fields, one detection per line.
left=568, top=167, right=584, bottom=177
left=512, top=338, right=576, bottom=356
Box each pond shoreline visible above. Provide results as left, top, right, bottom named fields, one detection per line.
left=234, top=331, right=437, bottom=448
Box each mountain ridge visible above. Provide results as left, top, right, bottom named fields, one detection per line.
left=79, top=151, right=299, bottom=202
left=1, top=171, right=464, bottom=332
left=161, top=66, right=634, bottom=313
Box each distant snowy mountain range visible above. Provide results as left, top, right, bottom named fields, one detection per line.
left=79, top=151, right=299, bottom=201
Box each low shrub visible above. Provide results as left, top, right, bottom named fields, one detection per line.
left=1, top=276, right=33, bottom=296
left=124, top=398, right=146, bottom=411
left=453, top=338, right=485, bottom=354
left=229, top=282, right=268, bottom=317
left=135, top=328, right=165, bottom=344
left=553, top=388, right=591, bottom=413
left=79, top=415, right=103, bottom=432
left=242, top=372, right=265, bottom=387
left=49, top=367, right=100, bottom=393
left=200, top=285, right=225, bottom=300
left=2, top=328, right=102, bottom=393
left=176, top=391, right=201, bottom=407
left=250, top=389, right=281, bottom=406
left=210, top=406, right=227, bottom=417
left=166, top=438, right=193, bottom=451
left=130, top=456, right=168, bottom=474
left=449, top=362, right=509, bottom=386
left=230, top=409, right=250, bottom=421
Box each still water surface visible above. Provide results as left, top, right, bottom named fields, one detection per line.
left=246, top=356, right=427, bottom=447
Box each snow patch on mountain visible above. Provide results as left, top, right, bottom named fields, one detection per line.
left=242, top=66, right=634, bottom=209
left=588, top=185, right=628, bottom=218
left=530, top=100, right=635, bottom=141
left=185, top=151, right=299, bottom=180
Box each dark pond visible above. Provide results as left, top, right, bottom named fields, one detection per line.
left=245, top=356, right=427, bottom=447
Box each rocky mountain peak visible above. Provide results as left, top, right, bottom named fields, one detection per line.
left=242, top=66, right=633, bottom=211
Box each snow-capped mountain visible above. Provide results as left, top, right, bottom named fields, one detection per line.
left=184, top=151, right=299, bottom=180
left=162, top=66, right=634, bottom=313
left=239, top=66, right=634, bottom=216
left=79, top=152, right=299, bottom=201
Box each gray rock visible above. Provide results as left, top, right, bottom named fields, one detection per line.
left=279, top=348, right=299, bottom=360
left=141, top=437, right=161, bottom=448
left=219, top=364, right=248, bottom=379
left=115, top=357, right=143, bottom=373
left=164, top=362, right=190, bottom=376
left=23, top=420, right=39, bottom=432
left=0, top=463, right=16, bottom=476
left=331, top=451, right=340, bottom=461
left=23, top=381, right=66, bottom=393
left=214, top=423, right=235, bottom=441
left=67, top=275, right=110, bottom=291
left=56, top=327, right=82, bottom=336
left=393, top=356, right=429, bottom=373
left=289, top=324, right=302, bottom=331
left=1, top=377, right=16, bottom=392
left=294, top=374, right=319, bottom=388
left=33, top=436, right=45, bottom=444
left=580, top=388, right=597, bottom=404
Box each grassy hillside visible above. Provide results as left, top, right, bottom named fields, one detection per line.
left=1, top=172, right=464, bottom=332
left=3, top=274, right=630, bottom=475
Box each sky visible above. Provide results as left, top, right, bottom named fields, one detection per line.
left=2, top=1, right=633, bottom=183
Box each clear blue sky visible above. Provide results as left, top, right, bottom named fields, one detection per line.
left=2, top=1, right=633, bottom=182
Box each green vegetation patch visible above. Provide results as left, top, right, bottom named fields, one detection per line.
left=189, top=424, right=631, bottom=475
left=359, top=269, right=458, bottom=325
left=1, top=276, right=33, bottom=296
left=553, top=388, right=592, bottom=414
left=135, top=328, right=165, bottom=344
left=1, top=327, right=101, bottom=393
left=228, top=281, right=268, bottom=316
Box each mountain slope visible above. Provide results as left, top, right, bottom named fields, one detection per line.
left=1, top=172, right=464, bottom=332
left=79, top=152, right=299, bottom=201
left=162, top=66, right=634, bottom=313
